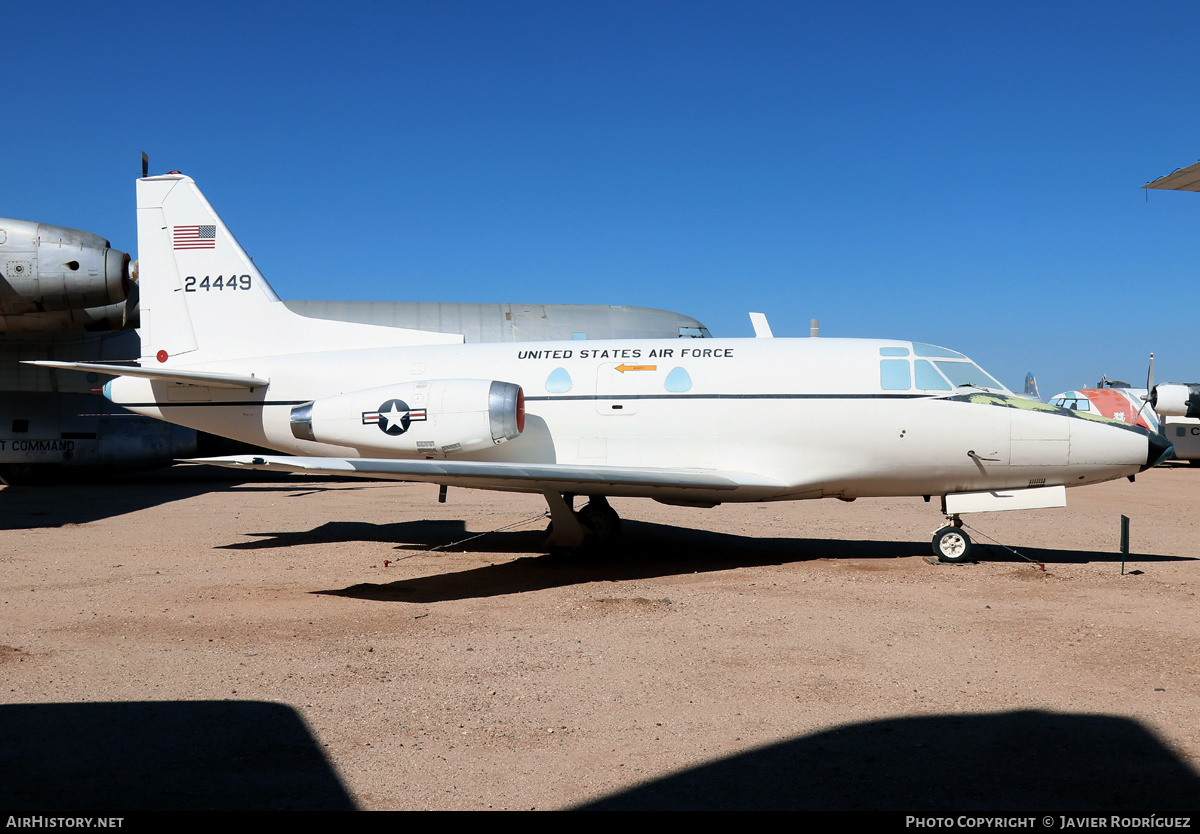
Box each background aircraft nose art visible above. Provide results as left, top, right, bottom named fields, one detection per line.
left=1050, top=388, right=1158, bottom=431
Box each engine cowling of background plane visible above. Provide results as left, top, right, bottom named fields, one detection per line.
left=1150, top=383, right=1200, bottom=418
left=0, top=220, right=130, bottom=314
left=289, top=379, right=524, bottom=456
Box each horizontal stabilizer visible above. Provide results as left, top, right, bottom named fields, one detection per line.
left=182, top=455, right=763, bottom=496
left=25, top=360, right=267, bottom=389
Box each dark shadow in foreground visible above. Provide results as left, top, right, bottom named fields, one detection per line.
left=576, top=710, right=1200, bottom=811
left=0, top=701, right=355, bottom=811
left=307, top=518, right=1193, bottom=603
left=0, top=466, right=389, bottom=530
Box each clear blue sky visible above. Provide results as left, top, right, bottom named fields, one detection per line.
left=5, top=0, right=1200, bottom=398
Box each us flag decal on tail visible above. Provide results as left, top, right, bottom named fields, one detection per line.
left=174, top=225, right=216, bottom=249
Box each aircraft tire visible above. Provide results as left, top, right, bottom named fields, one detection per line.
left=932, top=526, right=973, bottom=564
left=577, top=502, right=622, bottom=546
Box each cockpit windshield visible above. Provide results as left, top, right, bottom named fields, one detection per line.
left=933, top=360, right=1004, bottom=390
left=879, top=343, right=1009, bottom=394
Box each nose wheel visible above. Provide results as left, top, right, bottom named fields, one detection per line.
left=932, top=523, right=973, bottom=564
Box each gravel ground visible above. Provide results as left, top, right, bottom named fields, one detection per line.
left=1, top=464, right=1198, bottom=811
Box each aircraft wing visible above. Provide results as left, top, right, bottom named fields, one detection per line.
left=1144, top=160, right=1200, bottom=191
left=183, top=455, right=767, bottom=496
left=24, top=361, right=267, bottom=389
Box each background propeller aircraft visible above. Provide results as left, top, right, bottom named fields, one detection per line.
left=1048, top=355, right=1200, bottom=463
left=31, top=173, right=1173, bottom=563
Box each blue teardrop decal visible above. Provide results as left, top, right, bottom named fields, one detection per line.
left=665, top=367, right=692, bottom=393
left=546, top=367, right=573, bottom=393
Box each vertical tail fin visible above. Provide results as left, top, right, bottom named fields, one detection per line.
left=135, top=173, right=459, bottom=365
left=1023, top=373, right=1042, bottom=402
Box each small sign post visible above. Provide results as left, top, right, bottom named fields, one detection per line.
left=1120, top=515, right=1130, bottom=576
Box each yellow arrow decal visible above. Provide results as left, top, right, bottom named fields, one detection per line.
left=615, top=364, right=657, bottom=373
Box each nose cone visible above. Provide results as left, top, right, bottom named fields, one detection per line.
left=1057, top=411, right=1172, bottom=482
left=1144, top=432, right=1175, bottom=470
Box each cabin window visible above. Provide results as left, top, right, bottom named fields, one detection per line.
left=1177, top=426, right=1187, bottom=438
left=572, top=332, right=586, bottom=340
left=1054, top=396, right=1090, bottom=412
left=880, top=360, right=911, bottom=390
left=545, top=367, right=573, bottom=394
left=914, top=360, right=952, bottom=391
left=665, top=367, right=693, bottom=392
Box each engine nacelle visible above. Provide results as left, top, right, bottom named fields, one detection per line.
left=0, top=219, right=130, bottom=314
left=290, top=379, right=524, bottom=456
left=1150, top=383, right=1200, bottom=418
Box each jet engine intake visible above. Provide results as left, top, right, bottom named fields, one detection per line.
left=0, top=219, right=130, bottom=315
left=289, top=379, right=525, bottom=456
left=1150, top=383, right=1200, bottom=418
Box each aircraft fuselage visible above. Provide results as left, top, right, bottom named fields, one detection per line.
left=107, top=335, right=1158, bottom=505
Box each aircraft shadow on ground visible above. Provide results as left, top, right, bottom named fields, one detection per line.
left=0, top=469, right=373, bottom=530
left=0, top=700, right=355, bottom=811
left=292, top=518, right=1189, bottom=603
left=575, top=709, right=1200, bottom=811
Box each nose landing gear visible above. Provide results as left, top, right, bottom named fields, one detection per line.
left=932, top=516, right=973, bottom=564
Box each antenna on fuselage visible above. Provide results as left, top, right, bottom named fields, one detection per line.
left=749, top=312, right=774, bottom=338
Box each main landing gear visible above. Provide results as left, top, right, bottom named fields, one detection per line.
left=542, top=492, right=622, bottom=549
left=932, top=516, right=973, bottom=564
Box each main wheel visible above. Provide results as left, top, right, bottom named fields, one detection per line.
left=932, top=526, right=973, bottom=564
left=577, top=502, right=622, bottom=546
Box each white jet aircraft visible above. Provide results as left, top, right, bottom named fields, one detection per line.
left=31, top=173, right=1173, bottom=563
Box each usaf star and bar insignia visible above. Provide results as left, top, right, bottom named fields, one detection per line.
left=361, top=399, right=428, bottom=436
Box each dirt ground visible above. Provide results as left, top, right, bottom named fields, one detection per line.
left=1, top=464, right=1198, bottom=811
